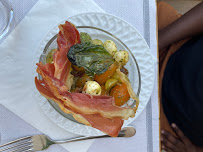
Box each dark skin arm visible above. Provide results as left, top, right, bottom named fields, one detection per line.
left=159, top=2, right=203, bottom=151
left=161, top=124, right=203, bottom=152
left=159, top=2, right=203, bottom=50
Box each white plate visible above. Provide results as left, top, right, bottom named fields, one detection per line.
left=34, top=13, right=155, bottom=136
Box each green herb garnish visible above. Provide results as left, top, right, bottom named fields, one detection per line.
left=67, top=42, right=114, bottom=76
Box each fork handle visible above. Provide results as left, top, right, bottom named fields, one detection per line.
left=52, top=135, right=109, bottom=144
left=50, top=126, right=134, bottom=144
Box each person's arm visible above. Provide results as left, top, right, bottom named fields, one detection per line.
left=159, top=2, right=203, bottom=50
left=196, top=147, right=203, bottom=152
left=161, top=123, right=203, bottom=152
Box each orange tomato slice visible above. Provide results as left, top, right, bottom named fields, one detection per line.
left=109, top=83, right=130, bottom=106
left=94, top=63, right=117, bottom=85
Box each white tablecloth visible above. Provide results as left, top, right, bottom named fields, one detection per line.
left=0, top=0, right=159, bottom=152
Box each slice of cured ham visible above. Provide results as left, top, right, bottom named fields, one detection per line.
left=36, top=62, right=135, bottom=120
left=116, top=69, right=139, bottom=112
left=53, top=21, right=80, bottom=90
left=35, top=77, right=123, bottom=137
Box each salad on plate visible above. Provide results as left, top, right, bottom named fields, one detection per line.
left=35, top=21, right=139, bottom=137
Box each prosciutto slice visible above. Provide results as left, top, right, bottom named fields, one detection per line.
left=116, top=69, right=139, bottom=112
left=35, top=77, right=123, bottom=137
left=53, top=21, right=80, bottom=90
left=37, top=63, right=135, bottom=120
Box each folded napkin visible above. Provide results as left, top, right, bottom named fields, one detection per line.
left=0, top=0, right=105, bottom=151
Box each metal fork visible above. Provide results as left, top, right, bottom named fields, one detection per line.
left=0, top=127, right=135, bottom=152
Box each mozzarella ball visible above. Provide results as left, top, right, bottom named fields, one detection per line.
left=82, top=81, right=101, bottom=95
left=113, top=50, right=129, bottom=65
left=104, top=40, right=117, bottom=56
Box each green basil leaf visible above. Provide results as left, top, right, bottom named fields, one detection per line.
left=67, top=43, right=114, bottom=75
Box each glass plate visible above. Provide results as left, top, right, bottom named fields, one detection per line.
left=39, top=26, right=141, bottom=123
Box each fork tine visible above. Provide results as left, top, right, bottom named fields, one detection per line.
left=0, top=136, right=31, bottom=148
left=0, top=139, right=32, bottom=152
left=8, top=144, right=33, bottom=152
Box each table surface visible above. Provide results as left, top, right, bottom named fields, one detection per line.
left=0, top=0, right=159, bottom=152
